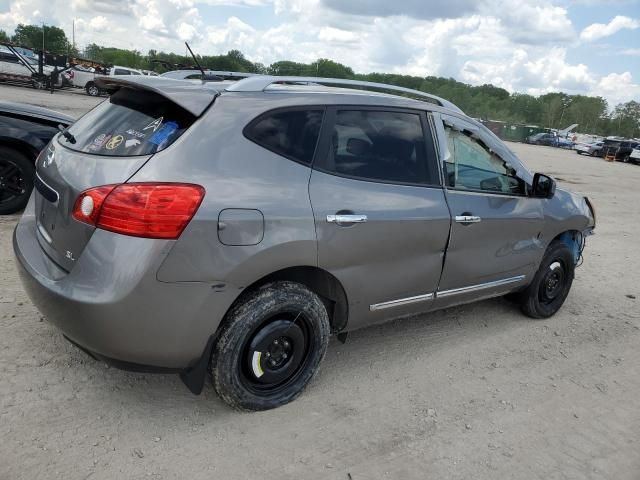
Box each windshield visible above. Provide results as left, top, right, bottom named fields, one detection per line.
left=59, top=87, right=196, bottom=156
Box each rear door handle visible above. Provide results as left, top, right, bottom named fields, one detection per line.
left=455, top=215, right=481, bottom=224
left=327, top=214, right=368, bottom=224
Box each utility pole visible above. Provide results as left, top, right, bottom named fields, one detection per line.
left=72, top=19, right=75, bottom=51
left=42, top=22, right=45, bottom=51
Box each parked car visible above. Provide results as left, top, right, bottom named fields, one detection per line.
left=600, top=138, right=640, bottom=162
left=575, top=141, right=603, bottom=156
left=13, top=75, right=595, bottom=411
left=526, top=132, right=574, bottom=149
left=0, top=102, right=73, bottom=214
left=68, top=64, right=144, bottom=96
left=629, top=146, right=640, bottom=165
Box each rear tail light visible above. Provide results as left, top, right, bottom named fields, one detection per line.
left=73, top=183, right=205, bottom=239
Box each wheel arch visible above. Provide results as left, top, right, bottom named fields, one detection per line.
left=550, top=229, right=583, bottom=265
left=0, top=135, right=41, bottom=163
left=224, top=266, right=349, bottom=334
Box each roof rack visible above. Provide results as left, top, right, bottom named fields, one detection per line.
left=225, top=75, right=463, bottom=113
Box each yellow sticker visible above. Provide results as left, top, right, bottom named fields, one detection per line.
left=105, top=135, right=124, bottom=150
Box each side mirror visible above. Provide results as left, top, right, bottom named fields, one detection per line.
left=532, top=173, right=556, bottom=199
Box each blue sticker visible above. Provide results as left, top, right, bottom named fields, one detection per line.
left=148, top=121, right=178, bottom=146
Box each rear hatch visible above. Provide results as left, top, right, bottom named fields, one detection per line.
left=34, top=85, right=206, bottom=271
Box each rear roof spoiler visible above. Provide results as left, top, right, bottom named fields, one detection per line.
left=95, top=76, right=226, bottom=116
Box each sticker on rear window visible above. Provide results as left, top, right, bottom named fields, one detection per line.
left=88, top=133, right=108, bottom=151
left=148, top=121, right=178, bottom=146
left=143, top=117, right=163, bottom=133
left=105, top=135, right=124, bottom=150
left=126, top=129, right=146, bottom=139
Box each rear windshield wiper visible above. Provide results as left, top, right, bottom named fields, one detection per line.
left=58, top=124, right=76, bottom=144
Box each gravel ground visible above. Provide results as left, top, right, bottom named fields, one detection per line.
left=0, top=83, right=103, bottom=118
left=1, top=87, right=639, bottom=479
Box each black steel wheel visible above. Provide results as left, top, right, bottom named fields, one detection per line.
left=0, top=147, right=34, bottom=215
left=518, top=240, right=575, bottom=319
left=539, top=260, right=566, bottom=304
left=210, top=281, right=330, bottom=411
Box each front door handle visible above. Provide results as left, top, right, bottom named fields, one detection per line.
left=327, top=214, right=368, bottom=225
left=455, top=214, right=481, bottom=224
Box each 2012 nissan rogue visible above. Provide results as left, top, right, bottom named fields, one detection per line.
left=13, top=75, right=596, bottom=411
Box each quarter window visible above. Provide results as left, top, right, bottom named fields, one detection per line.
left=245, top=109, right=324, bottom=166
left=443, top=124, right=525, bottom=195
left=323, top=110, right=432, bottom=185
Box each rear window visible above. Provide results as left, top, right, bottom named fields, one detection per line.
left=244, top=109, right=324, bottom=166
left=60, top=88, right=196, bottom=156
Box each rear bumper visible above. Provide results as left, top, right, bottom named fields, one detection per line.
left=13, top=198, right=239, bottom=369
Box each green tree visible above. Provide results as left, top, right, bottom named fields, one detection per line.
left=0, top=29, right=9, bottom=43
left=310, top=58, right=354, bottom=78
left=11, top=24, right=72, bottom=54
left=611, top=101, right=640, bottom=138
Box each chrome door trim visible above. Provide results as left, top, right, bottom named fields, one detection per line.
left=437, top=275, right=526, bottom=298
left=455, top=215, right=481, bottom=224
left=370, top=293, right=434, bottom=311
left=327, top=214, right=368, bottom=224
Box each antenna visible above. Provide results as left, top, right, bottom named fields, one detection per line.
left=185, top=42, right=205, bottom=79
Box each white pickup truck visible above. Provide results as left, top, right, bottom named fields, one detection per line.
left=67, top=64, right=144, bottom=96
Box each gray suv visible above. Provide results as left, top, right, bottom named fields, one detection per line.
left=13, top=75, right=596, bottom=411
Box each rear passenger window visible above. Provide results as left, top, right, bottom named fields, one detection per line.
left=321, top=110, right=433, bottom=185
left=245, top=109, right=324, bottom=165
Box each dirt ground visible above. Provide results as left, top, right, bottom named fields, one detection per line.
left=1, top=85, right=639, bottom=480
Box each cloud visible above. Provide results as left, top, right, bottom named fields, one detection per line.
left=70, top=0, right=132, bottom=15
left=321, top=0, right=480, bottom=20
left=591, top=71, right=640, bottom=106
left=317, top=26, right=357, bottom=43
left=496, top=2, right=575, bottom=44
left=196, top=0, right=270, bottom=5
left=580, top=15, right=639, bottom=41
left=0, top=0, right=637, bottom=106
left=206, top=16, right=257, bottom=51
left=88, top=15, right=109, bottom=31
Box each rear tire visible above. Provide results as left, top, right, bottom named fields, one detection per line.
left=517, top=241, right=575, bottom=319
left=210, top=281, right=330, bottom=411
left=0, top=147, right=34, bottom=215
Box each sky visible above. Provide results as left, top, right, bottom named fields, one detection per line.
left=0, top=0, right=639, bottom=106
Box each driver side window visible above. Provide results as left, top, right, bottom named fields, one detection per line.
left=443, top=123, right=525, bottom=195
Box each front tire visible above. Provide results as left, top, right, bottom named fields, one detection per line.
left=0, top=147, right=34, bottom=215
left=518, top=240, right=575, bottom=319
left=210, top=281, right=330, bottom=411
